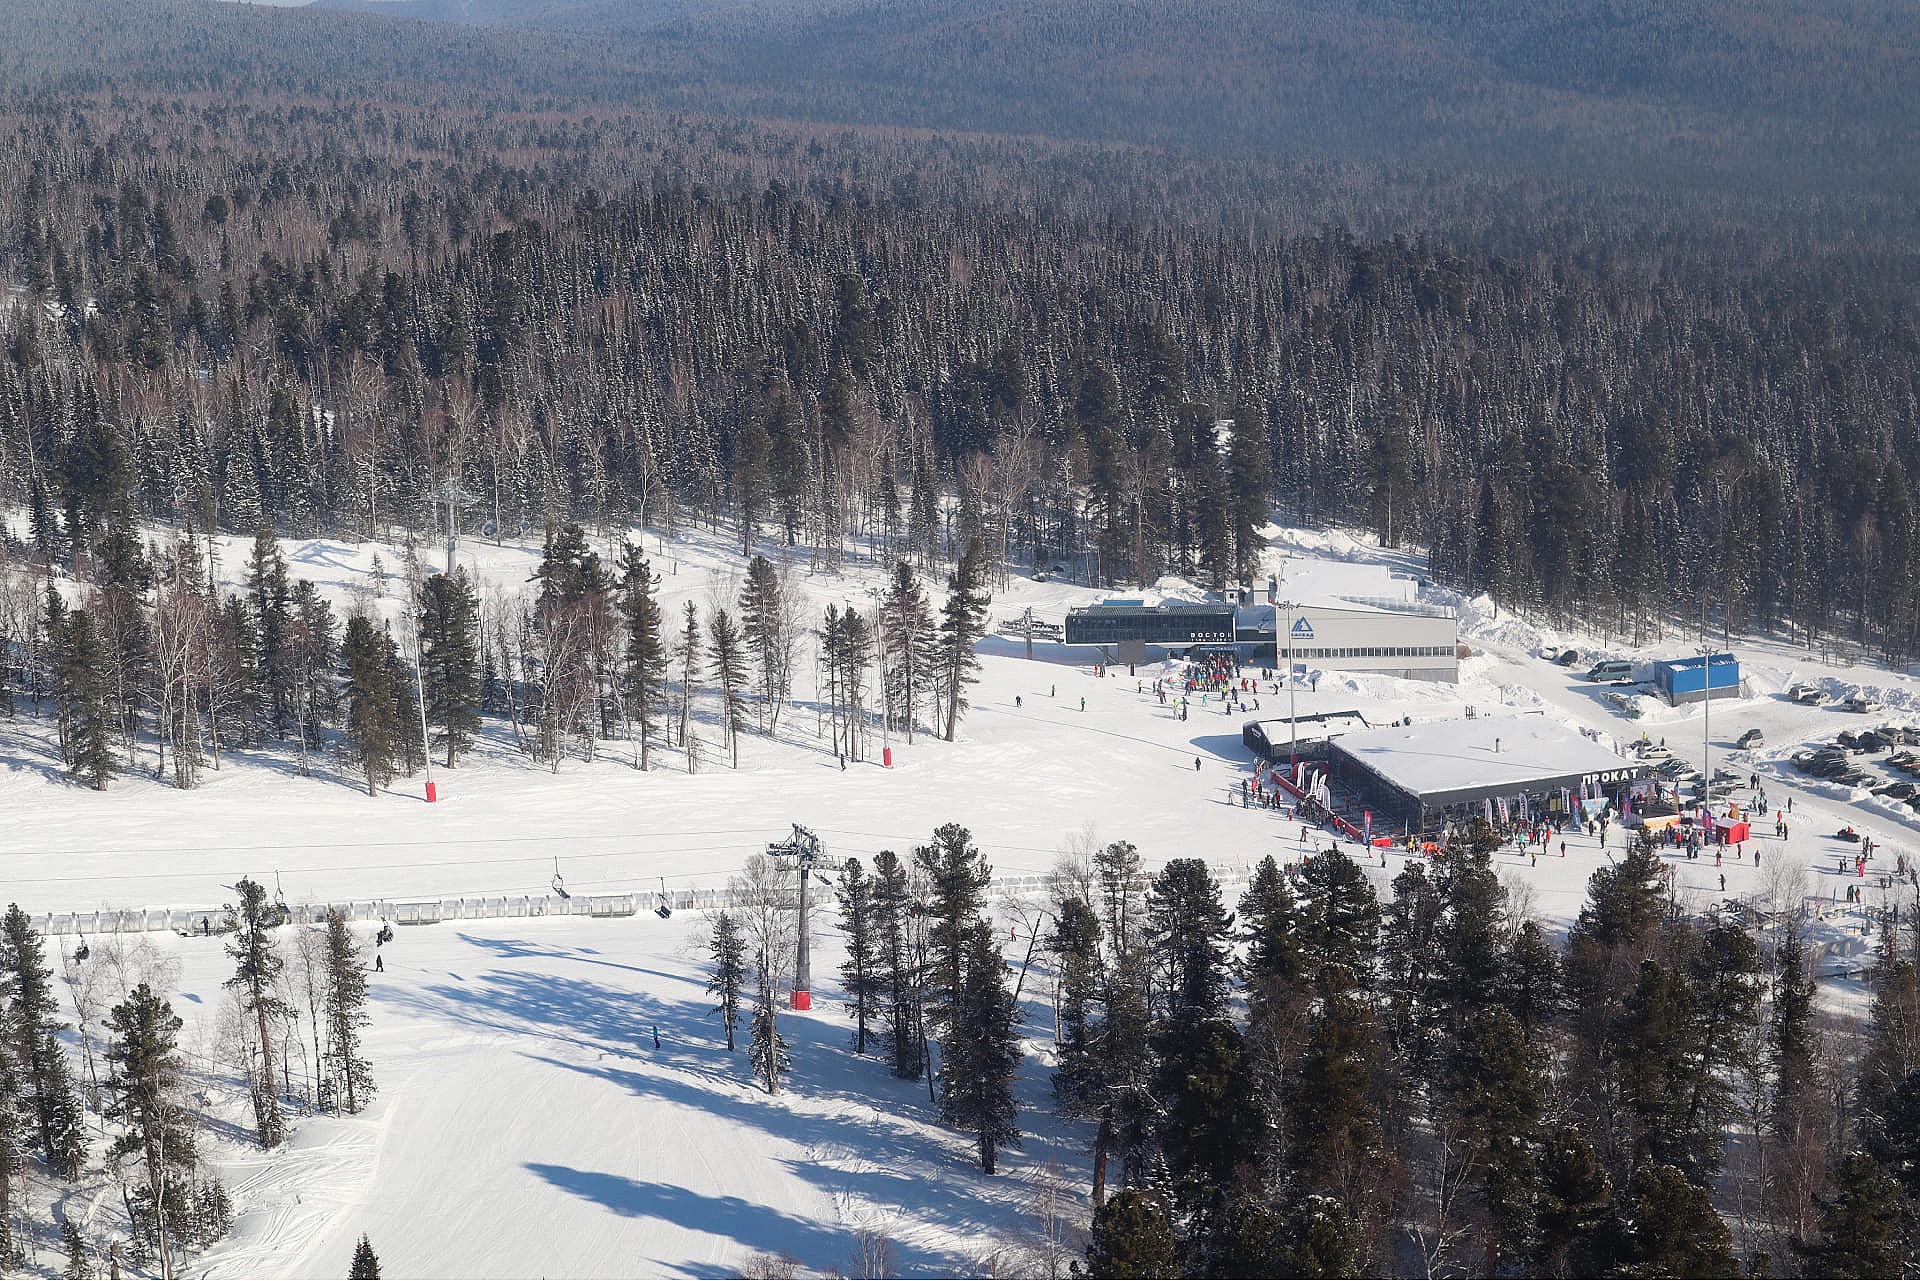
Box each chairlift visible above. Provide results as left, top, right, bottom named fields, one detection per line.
left=551, top=858, right=571, bottom=899
left=273, top=871, right=291, bottom=924
left=73, top=934, right=89, bottom=964
left=654, top=877, right=672, bottom=920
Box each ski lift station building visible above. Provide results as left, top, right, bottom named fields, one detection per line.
left=1062, top=556, right=1460, bottom=681
left=1325, top=714, right=1648, bottom=828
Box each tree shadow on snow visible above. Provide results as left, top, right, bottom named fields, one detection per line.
left=523, top=1163, right=854, bottom=1278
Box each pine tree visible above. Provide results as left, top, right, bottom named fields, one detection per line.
left=342, top=614, right=398, bottom=796
left=1286, top=990, right=1385, bottom=1207
left=738, top=554, right=791, bottom=734
left=748, top=989, right=790, bottom=1094
left=247, top=528, right=294, bottom=738
left=617, top=545, right=668, bottom=770
left=1157, top=1017, right=1259, bottom=1216
left=1081, top=1188, right=1177, bottom=1279
left=879, top=560, right=934, bottom=742
left=936, top=538, right=990, bottom=741
left=1050, top=896, right=1104, bottom=1116
left=55, top=609, right=117, bottom=790
left=1799, top=1151, right=1902, bottom=1278
left=417, top=569, right=480, bottom=768
left=225, top=876, right=289, bottom=1147
left=1144, top=858, right=1232, bottom=1033
left=871, top=850, right=926, bottom=1081
left=914, top=823, right=992, bottom=1040
left=0, top=905, right=87, bottom=1179
left=105, top=983, right=195, bottom=1279
left=1448, top=1006, right=1546, bottom=1273
left=1295, top=847, right=1381, bottom=992
left=349, top=1232, right=382, bottom=1279
left=836, top=859, right=883, bottom=1055
left=676, top=600, right=702, bottom=759
left=1532, top=1126, right=1613, bottom=1279
left=937, top=921, right=1021, bottom=1174
left=323, top=908, right=374, bottom=1114
left=1238, top=854, right=1305, bottom=1018
left=707, top=607, right=749, bottom=768
left=707, top=911, right=749, bottom=1052
left=1616, top=1164, right=1739, bottom=1277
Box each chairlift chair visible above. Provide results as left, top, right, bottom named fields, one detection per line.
left=655, top=877, right=672, bottom=919
left=551, top=858, right=571, bottom=899
left=73, top=934, right=89, bottom=963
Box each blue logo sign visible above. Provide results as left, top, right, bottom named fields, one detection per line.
left=1290, top=616, right=1315, bottom=640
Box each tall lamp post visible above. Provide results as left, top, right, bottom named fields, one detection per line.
left=1700, top=644, right=1713, bottom=817
left=1279, top=600, right=1299, bottom=765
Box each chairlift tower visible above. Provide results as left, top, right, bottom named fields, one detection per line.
left=767, top=824, right=826, bottom=1010
left=433, top=475, right=480, bottom=577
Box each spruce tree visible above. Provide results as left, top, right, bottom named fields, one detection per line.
left=836, top=859, right=883, bottom=1055
left=707, top=607, right=748, bottom=768
left=1081, top=1188, right=1177, bottom=1280
left=349, top=1232, right=382, bottom=1279
left=323, top=908, right=374, bottom=1114
left=1157, top=1018, right=1259, bottom=1217
left=0, top=905, right=87, bottom=1179
left=105, top=984, right=195, bottom=1278
left=707, top=911, right=748, bottom=1052
left=1448, top=1006, right=1545, bottom=1273
left=1286, top=989, right=1385, bottom=1206
left=914, top=822, right=992, bottom=1040
left=937, top=921, right=1021, bottom=1174
left=748, top=990, right=790, bottom=1095
left=617, top=544, right=669, bottom=770
left=1532, top=1126, right=1613, bottom=1279
left=676, top=600, right=702, bottom=756
left=1295, top=847, right=1381, bottom=992
left=737, top=553, right=790, bottom=734
left=1144, top=858, right=1232, bottom=1033
left=56, top=609, right=116, bottom=790
left=936, top=537, right=990, bottom=741
left=1616, top=1164, right=1739, bottom=1277
left=342, top=614, right=398, bottom=796
left=247, top=528, right=294, bottom=737
left=1770, top=922, right=1818, bottom=1139
left=225, top=876, right=289, bottom=1147
left=871, top=850, right=926, bottom=1080
left=879, top=560, right=934, bottom=742
left=1238, top=854, right=1305, bottom=1022
left=1800, top=1151, right=1902, bottom=1279
left=417, top=569, right=480, bottom=768
left=1049, top=896, right=1104, bottom=1116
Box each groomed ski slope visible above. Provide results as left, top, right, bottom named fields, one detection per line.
left=6, top=519, right=1917, bottom=1278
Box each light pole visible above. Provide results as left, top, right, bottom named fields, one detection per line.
left=1279, top=599, right=1298, bottom=765
left=1700, top=644, right=1712, bottom=817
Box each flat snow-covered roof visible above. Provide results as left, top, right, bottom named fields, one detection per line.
left=1330, top=715, right=1641, bottom=806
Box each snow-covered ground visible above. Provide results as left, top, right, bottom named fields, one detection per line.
left=6, top=518, right=1918, bottom=1277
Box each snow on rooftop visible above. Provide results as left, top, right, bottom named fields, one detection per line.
left=1334, top=715, right=1639, bottom=798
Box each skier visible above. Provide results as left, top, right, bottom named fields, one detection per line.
left=1080, top=696, right=1086, bottom=711
left=1015, top=695, right=1023, bottom=708
left=653, top=1024, right=661, bottom=1050
left=1194, top=756, right=1201, bottom=771
left=375, top=953, right=384, bottom=973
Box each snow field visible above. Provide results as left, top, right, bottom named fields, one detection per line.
left=7, top=517, right=1920, bottom=1276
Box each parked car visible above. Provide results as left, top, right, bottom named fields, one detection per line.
left=1843, top=695, right=1880, bottom=713
left=1836, top=731, right=1865, bottom=751
left=1587, top=659, right=1634, bottom=683
left=1554, top=649, right=1584, bottom=667
left=1874, top=781, right=1916, bottom=800
left=1788, top=684, right=1825, bottom=705
left=1735, top=728, right=1764, bottom=749
left=1858, top=731, right=1893, bottom=752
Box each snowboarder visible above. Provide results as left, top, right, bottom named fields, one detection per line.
left=1050, top=684, right=1056, bottom=698
left=1080, top=696, right=1086, bottom=711
left=1015, top=695, right=1022, bottom=708
left=652, top=1024, right=661, bottom=1050
left=375, top=953, right=384, bottom=972
left=1194, top=757, right=1201, bottom=771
